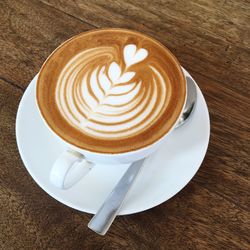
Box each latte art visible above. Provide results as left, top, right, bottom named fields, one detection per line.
left=56, top=44, right=168, bottom=138
left=37, top=29, right=186, bottom=153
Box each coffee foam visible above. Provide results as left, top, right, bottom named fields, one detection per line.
left=56, top=44, right=168, bottom=139
left=37, top=29, right=186, bottom=153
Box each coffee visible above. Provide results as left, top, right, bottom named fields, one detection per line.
left=37, top=29, right=186, bottom=153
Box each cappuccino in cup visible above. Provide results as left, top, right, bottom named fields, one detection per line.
left=37, top=29, right=186, bottom=154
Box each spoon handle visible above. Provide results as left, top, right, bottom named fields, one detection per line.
left=88, top=159, right=145, bottom=235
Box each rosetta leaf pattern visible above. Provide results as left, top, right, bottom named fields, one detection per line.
left=88, top=44, right=148, bottom=114
left=56, top=42, right=168, bottom=139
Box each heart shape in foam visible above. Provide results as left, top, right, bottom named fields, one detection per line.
left=124, top=44, right=148, bottom=68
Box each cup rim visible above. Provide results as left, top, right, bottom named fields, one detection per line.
left=36, top=28, right=186, bottom=155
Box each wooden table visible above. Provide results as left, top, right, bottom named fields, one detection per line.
left=0, top=0, right=249, bottom=249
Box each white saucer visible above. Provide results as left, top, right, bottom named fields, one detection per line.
left=16, top=69, right=210, bottom=215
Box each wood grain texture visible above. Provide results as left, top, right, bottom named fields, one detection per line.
left=0, top=0, right=249, bottom=249
left=0, top=0, right=93, bottom=89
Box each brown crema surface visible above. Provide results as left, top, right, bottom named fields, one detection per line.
left=36, top=28, right=186, bottom=153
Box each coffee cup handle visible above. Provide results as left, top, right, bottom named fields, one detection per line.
left=50, top=149, right=94, bottom=189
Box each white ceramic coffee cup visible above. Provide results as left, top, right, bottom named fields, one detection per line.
left=36, top=86, right=186, bottom=189
left=36, top=29, right=187, bottom=189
